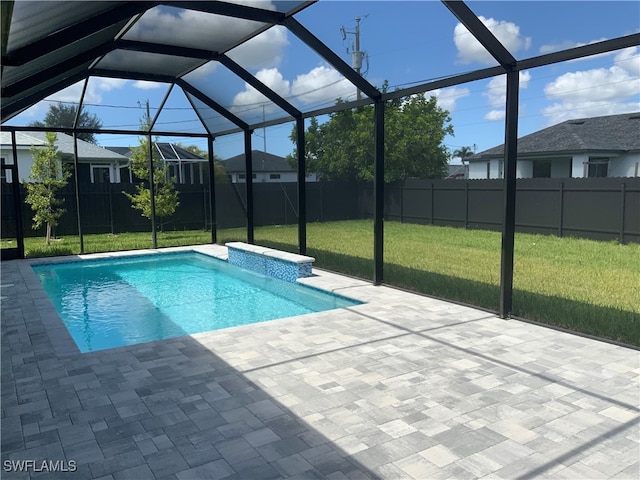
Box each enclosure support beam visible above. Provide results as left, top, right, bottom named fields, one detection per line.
left=373, top=100, right=385, bottom=285
left=10, top=131, right=25, bottom=259
left=499, top=70, right=520, bottom=318
left=296, top=117, right=307, bottom=255
left=208, top=137, right=217, bottom=244
left=72, top=134, right=85, bottom=254
left=244, top=131, right=254, bottom=244
left=148, top=133, right=157, bottom=249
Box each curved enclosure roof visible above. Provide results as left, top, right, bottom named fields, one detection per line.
left=2, top=0, right=639, bottom=138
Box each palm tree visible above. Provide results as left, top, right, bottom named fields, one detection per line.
left=453, top=146, right=474, bottom=164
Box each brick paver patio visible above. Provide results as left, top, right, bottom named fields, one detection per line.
left=1, top=245, right=638, bottom=479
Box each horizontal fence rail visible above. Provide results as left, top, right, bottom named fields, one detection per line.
left=2, top=177, right=639, bottom=244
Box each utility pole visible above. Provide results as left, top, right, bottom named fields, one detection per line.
left=341, top=15, right=367, bottom=101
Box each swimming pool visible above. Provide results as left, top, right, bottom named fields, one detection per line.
left=32, top=252, right=361, bottom=352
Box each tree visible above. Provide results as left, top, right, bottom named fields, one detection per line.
left=124, top=136, right=179, bottom=231
left=177, top=143, right=229, bottom=183
left=453, top=146, right=474, bottom=164
left=288, top=91, right=454, bottom=182
left=24, top=132, right=71, bottom=245
left=29, top=103, right=102, bottom=144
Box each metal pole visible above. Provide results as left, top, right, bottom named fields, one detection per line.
left=620, top=182, right=626, bottom=244
left=499, top=70, right=520, bottom=318
left=296, top=117, right=307, bottom=255
left=355, top=17, right=362, bottom=101
left=147, top=133, right=157, bottom=248
left=72, top=134, right=84, bottom=253
left=373, top=100, right=385, bottom=284
left=10, top=131, right=25, bottom=259
left=244, top=130, right=254, bottom=244
left=208, top=137, right=217, bottom=244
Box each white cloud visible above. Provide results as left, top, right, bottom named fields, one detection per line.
left=454, top=16, right=531, bottom=64
left=127, top=6, right=287, bottom=71
left=227, top=26, right=289, bottom=70
left=232, top=68, right=290, bottom=116
left=186, top=61, right=219, bottom=81
left=232, top=64, right=361, bottom=115
left=542, top=47, right=640, bottom=124
left=540, top=37, right=619, bottom=63
left=132, top=81, right=163, bottom=90
left=290, top=66, right=354, bottom=106
left=16, top=78, right=128, bottom=119
left=615, top=46, right=640, bottom=76
left=539, top=37, right=608, bottom=55
left=47, top=77, right=127, bottom=105
left=483, top=71, right=531, bottom=121
left=430, top=86, right=470, bottom=113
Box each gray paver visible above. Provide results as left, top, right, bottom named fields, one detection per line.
left=1, top=246, right=639, bottom=480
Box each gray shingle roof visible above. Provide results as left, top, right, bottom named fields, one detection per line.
left=222, top=150, right=294, bottom=173
left=1, top=131, right=128, bottom=161
left=471, top=112, right=640, bottom=160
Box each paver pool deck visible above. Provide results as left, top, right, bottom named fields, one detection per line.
left=1, top=245, right=638, bottom=479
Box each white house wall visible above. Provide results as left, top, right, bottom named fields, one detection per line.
left=469, top=153, right=639, bottom=179
left=518, top=160, right=533, bottom=178
left=609, top=152, right=640, bottom=177
left=572, top=154, right=589, bottom=178
left=0, top=147, right=42, bottom=182
left=468, top=161, right=487, bottom=179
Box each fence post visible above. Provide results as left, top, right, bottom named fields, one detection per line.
left=108, top=183, right=114, bottom=235
left=400, top=181, right=404, bottom=223
left=465, top=182, right=469, bottom=229
left=620, top=182, right=626, bottom=244
left=430, top=182, right=434, bottom=225
left=320, top=181, right=324, bottom=222
left=558, top=181, right=564, bottom=238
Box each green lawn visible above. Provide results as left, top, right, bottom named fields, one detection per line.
left=5, top=220, right=639, bottom=346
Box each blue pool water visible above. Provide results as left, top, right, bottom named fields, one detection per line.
left=32, top=252, right=361, bottom=352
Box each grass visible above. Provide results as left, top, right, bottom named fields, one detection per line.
left=4, top=220, right=639, bottom=346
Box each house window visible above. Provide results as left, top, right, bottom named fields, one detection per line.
left=533, top=160, right=552, bottom=178
left=238, top=173, right=256, bottom=180
left=498, top=160, right=504, bottom=179
left=585, top=158, right=609, bottom=178
left=0, top=158, right=11, bottom=183
left=269, top=174, right=281, bottom=180
left=486, top=162, right=491, bottom=179
left=91, top=165, right=111, bottom=183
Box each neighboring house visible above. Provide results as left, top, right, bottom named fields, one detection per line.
left=0, top=132, right=210, bottom=185
left=468, top=113, right=640, bottom=179
left=0, top=131, right=129, bottom=184
left=105, top=143, right=208, bottom=185
left=222, top=150, right=317, bottom=183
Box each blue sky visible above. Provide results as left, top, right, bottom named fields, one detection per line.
left=7, top=1, right=640, bottom=163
